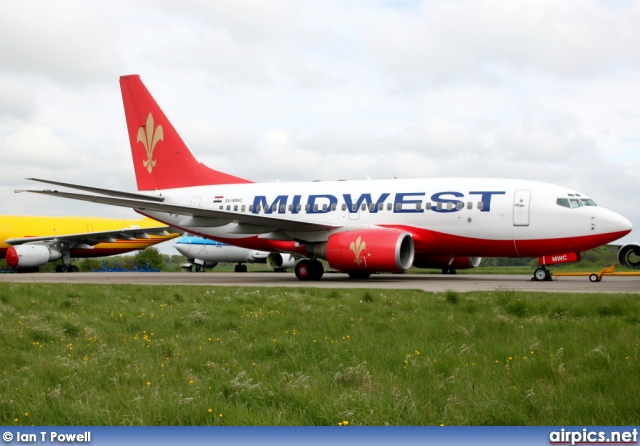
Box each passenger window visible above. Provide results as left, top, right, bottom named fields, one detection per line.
left=272, top=204, right=278, bottom=212
left=288, top=204, right=293, bottom=212
left=341, top=203, right=346, bottom=211
left=361, top=203, right=367, bottom=211
left=369, top=203, right=375, bottom=211
left=280, top=204, right=285, bottom=212
left=387, top=203, right=392, bottom=211
left=322, top=204, right=328, bottom=211
left=241, top=205, right=246, bottom=212
left=426, top=202, right=431, bottom=210
left=467, top=202, right=472, bottom=210
left=415, top=203, right=421, bottom=210
left=437, top=202, right=442, bottom=210
left=297, top=204, right=302, bottom=212
left=477, top=202, right=483, bottom=210
left=352, top=204, right=357, bottom=212
left=249, top=205, right=253, bottom=212
left=234, top=205, right=238, bottom=211
left=378, top=203, right=383, bottom=211
left=556, top=198, right=570, bottom=208
left=305, top=204, right=311, bottom=211
left=331, top=203, right=337, bottom=211
left=396, top=203, right=401, bottom=211
left=226, top=205, right=231, bottom=210
left=456, top=202, right=464, bottom=210
left=314, top=204, right=319, bottom=211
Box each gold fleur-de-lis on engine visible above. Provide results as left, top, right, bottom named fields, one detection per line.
left=137, top=113, right=163, bottom=173
left=349, top=236, right=366, bottom=265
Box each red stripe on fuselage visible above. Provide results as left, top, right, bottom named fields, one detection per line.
left=169, top=226, right=629, bottom=261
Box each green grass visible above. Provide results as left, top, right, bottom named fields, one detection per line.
left=0, top=283, right=638, bottom=426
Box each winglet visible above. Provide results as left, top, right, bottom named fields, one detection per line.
left=119, top=75, right=252, bottom=190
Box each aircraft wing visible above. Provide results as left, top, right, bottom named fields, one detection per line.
left=5, top=225, right=179, bottom=247
left=20, top=180, right=341, bottom=234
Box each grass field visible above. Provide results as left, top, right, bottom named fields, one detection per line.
left=0, top=283, right=638, bottom=426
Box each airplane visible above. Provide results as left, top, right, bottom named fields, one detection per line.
left=20, top=74, right=633, bottom=281
left=175, top=234, right=297, bottom=272
left=0, top=215, right=179, bottom=272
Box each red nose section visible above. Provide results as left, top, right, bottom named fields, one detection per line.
left=5, top=246, right=18, bottom=268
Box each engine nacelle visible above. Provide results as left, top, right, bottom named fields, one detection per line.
left=413, top=256, right=482, bottom=270
left=617, top=243, right=640, bottom=269
left=315, top=229, right=414, bottom=273
left=5, top=245, right=62, bottom=268
left=266, top=253, right=296, bottom=270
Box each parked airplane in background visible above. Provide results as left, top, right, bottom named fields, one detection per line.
left=175, top=234, right=296, bottom=272
left=21, top=75, right=633, bottom=281
left=0, top=215, right=178, bottom=272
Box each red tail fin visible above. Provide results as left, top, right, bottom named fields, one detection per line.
left=119, top=75, right=252, bottom=190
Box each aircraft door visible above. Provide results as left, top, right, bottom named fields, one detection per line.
left=513, top=190, right=531, bottom=226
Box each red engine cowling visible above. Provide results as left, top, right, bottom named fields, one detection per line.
left=5, top=245, right=62, bottom=268
left=319, top=229, right=414, bottom=273
left=413, top=255, right=482, bottom=270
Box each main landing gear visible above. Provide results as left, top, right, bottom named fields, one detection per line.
left=234, top=264, right=248, bottom=272
left=533, top=266, right=552, bottom=281
left=295, top=259, right=324, bottom=281
left=55, top=264, right=78, bottom=273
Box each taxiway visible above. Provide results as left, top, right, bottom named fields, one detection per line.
left=1, top=272, right=638, bottom=293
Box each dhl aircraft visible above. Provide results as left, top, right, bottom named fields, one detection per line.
left=175, top=234, right=297, bottom=272
left=21, top=75, right=633, bottom=281
left=0, top=215, right=178, bottom=272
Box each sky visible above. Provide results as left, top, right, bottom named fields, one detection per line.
left=1, top=0, right=639, bottom=256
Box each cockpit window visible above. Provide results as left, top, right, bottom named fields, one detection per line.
left=570, top=199, right=584, bottom=208
left=558, top=197, right=597, bottom=208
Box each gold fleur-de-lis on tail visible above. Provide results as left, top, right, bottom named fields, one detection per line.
left=137, top=113, right=163, bottom=173
left=349, top=236, right=366, bottom=265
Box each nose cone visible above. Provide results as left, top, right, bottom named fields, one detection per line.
left=607, top=211, right=633, bottom=238
left=174, top=237, right=191, bottom=256
left=599, top=208, right=632, bottom=240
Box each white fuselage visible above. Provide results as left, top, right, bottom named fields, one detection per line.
left=138, top=177, right=631, bottom=260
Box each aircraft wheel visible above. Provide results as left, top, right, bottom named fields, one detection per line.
left=70, top=265, right=79, bottom=273
left=589, top=274, right=600, bottom=282
left=534, top=267, right=549, bottom=281
left=240, top=264, right=247, bottom=272
left=55, top=265, right=64, bottom=273
left=347, top=271, right=372, bottom=279
left=295, top=260, right=312, bottom=280
left=195, top=265, right=205, bottom=272
left=309, top=259, right=324, bottom=280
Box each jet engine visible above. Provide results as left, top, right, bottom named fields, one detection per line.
left=617, top=243, right=640, bottom=269
left=413, top=256, right=482, bottom=270
left=5, top=245, right=62, bottom=268
left=314, top=229, right=414, bottom=273
left=266, top=253, right=296, bottom=270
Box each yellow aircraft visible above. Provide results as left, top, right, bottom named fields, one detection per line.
left=0, top=215, right=179, bottom=272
